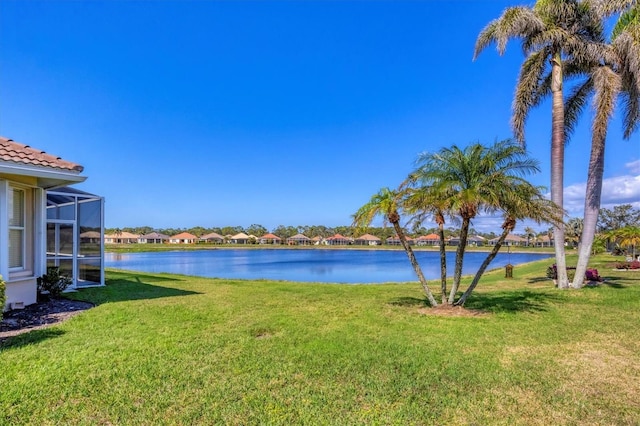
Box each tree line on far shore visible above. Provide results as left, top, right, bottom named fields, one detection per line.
left=106, top=204, right=639, bottom=245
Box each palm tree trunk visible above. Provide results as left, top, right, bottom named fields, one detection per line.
left=392, top=220, right=439, bottom=307
left=574, top=134, right=605, bottom=288
left=448, top=216, right=471, bottom=304
left=550, top=51, right=569, bottom=289
left=455, top=218, right=514, bottom=306
left=438, top=223, right=448, bottom=305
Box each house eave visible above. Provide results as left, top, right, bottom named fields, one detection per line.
left=0, top=163, right=86, bottom=189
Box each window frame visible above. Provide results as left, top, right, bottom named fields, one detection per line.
left=8, top=185, right=34, bottom=278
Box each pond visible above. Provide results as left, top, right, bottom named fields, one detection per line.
left=105, top=249, right=553, bottom=284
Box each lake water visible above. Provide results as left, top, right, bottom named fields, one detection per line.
left=105, top=249, right=552, bottom=284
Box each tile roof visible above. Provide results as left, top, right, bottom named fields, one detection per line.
left=0, top=136, right=83, bottom=172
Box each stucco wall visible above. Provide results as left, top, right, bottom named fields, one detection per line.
left=5, top=277, right=37, bottom=310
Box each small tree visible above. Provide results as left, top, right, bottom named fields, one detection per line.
left=37, top=267, right=72, bottom=299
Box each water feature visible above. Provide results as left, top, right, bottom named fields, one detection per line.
left=105, top=249, right=552, bottom=284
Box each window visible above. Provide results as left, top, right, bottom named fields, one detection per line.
left=8, top=186, right=33, bottom=276
left=9, top=188, right=25, bottom=269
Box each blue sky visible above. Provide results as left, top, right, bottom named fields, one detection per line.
left=1, top=1, right=638, bottom=234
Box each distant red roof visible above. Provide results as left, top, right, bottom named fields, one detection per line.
left=0, top=136, right=83, bottom=172
left=417, top=233, right=440, bottom=241
left=260, top=233, right=282, bottom=240
left=356, top=233, right=381, bottom=241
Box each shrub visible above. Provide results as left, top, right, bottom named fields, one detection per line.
left=0, top=274, right=6, bottom=312
left=37, top=267, right=72, bottom=299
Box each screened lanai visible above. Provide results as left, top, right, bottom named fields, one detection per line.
left=46, top=186, right=104, bottom=288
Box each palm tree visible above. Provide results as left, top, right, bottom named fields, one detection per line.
left=353, top=187, right=439, bottom=307
left=402, top=185, right=452, bottom=304
left=565, top=217, right=584, bottom=249
left=608, top=226, right=640, bottom=259
left=456, top=183, right=563, bottom=306
left=474, top=0, right=602, bottom=289
left=571, top=1, right=639, bottom=287
left=409, top=139, right=540, bottom=304
left=524, top=226, right=536, bottom=246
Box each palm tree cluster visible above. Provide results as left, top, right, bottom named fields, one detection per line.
left=475, top=0, right=639, bottom=288
left=353, top=139, right=562, bottom=308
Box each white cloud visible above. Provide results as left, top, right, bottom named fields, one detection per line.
left=564, top=174, right=640, bottom=216
left=626, top=159, right=640, bottom=174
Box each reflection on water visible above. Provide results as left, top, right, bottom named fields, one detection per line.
left=105, top=249, right=553, bottom=284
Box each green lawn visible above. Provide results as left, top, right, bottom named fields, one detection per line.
left=2, top=255, right=639, bottom=425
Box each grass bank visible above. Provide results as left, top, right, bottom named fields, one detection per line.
left=1, top=255, right=639, bottom=424
left=105, top=242, right=557, bottom=254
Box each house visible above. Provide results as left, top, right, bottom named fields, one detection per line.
left=327, top=233, right=351, bottom=245
left=354, top=234, right=381, bottom=246
left=489, top=234, right=527, bottom=246
left=311, top=236, right=325, bottom=245
left=229, top=232, right=251, bottom=244
left=169, top=232, right=198, bottom=244
left=200, top=232, right=225, bottom=244
left=104, top=231, right=139, bottom=244
left=386, top=235, right=414, bottom=246
left=415, top=233, right=440, bottom=246
left=448, top=235, right=485, bottom=247
left=1, top=137, right=104, bottom=311
left=286, top=233, right=311, bottom=245
left=534, top=235, right=554, bottom=247
left=138, top=232, right=170, bottom=244
left=259, top=233, right=282, bottom=245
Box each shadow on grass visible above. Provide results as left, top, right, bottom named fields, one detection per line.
left=75, top=271, right=201, bottom=305
left=0, top=328, right=65, bottom=351
left=527, top=277, right=553, bottom=284
left=463, top=290, right=565, bottom=314
left=598, top=278, right=631, bottom=289
left=388, top=297, right=430, bottom=307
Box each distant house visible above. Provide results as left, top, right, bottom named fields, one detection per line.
left=1, top=136, right=104, bottom=310
left=311, top=236, right=325, bottom=245
left=489, top=234, right=527, bottom=246
left=138, top=232, right=170, bottom=244
left=327, top=233, right=351, bottom=245
left=448, top=235, right=485, bottom=247
left=415, top=233, right=440, bottom=246
left=535, top=235, right=554, bottom=247
left=259, top=233, right=282, bottom=245
left=200, top=232, right=225, bottom=244
left=104, top=231, right=139, bottom=244
left=354, top=234, right=381, bottom=246
left=386, top=236, right=414, bottom=246
left=169, top=232, right=198, bottom=244
left=230, top=232, right=251, bottom=244
left=287, top=233, right=311, bottom=245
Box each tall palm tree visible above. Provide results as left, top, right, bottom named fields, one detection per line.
left=474, top=0, right=602, bottom=288
left=571, top=0, right=639, bottom=287
left=353, top=187, right=439, bottom=307
left=409, top=139, right=540, bottom=304
left=456, top=183, right=563, bottom=306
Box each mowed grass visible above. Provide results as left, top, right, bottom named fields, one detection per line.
left=2, top=255, right=639, bottom=425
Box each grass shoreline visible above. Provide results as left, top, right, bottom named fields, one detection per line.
left=105, top=242, right=557, bottom=255
left=2, top=254, right=638, bottom=424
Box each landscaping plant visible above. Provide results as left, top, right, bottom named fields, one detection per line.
left=37, top=266, right=72, bottom=299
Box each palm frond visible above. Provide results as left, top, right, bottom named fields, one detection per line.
left=564, top=77, right=594, bottom=141
left=511, top=50, right=549, bottom=144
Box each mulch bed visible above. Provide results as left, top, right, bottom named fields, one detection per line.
left=1, top=298, right=94, bottom=342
